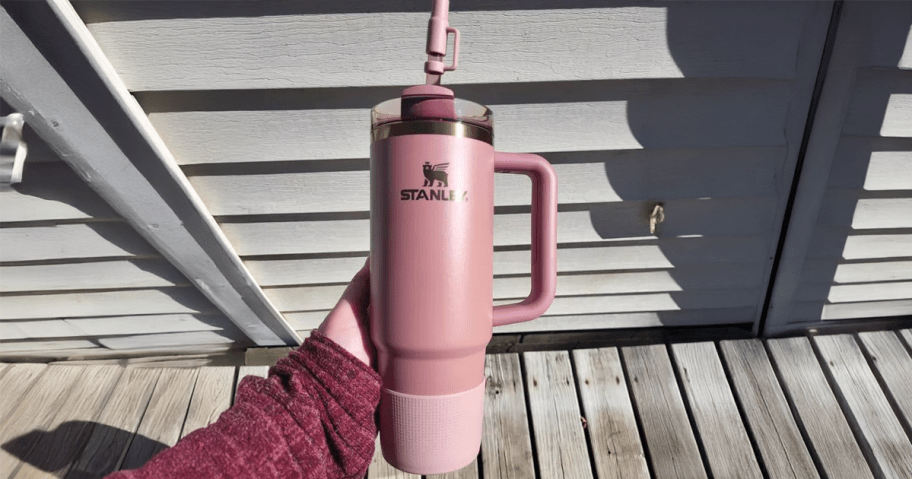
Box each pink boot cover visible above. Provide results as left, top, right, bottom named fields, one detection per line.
left=379, top=378, right=486, bottom=474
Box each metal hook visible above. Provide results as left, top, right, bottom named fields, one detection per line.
left=649, top=203, right=665, bottom=235
left=1, top=113, right=28, bottom=186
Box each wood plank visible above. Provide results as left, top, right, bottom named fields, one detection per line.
left=0, top=259, right=187, bottom=293
left=0, top=287, right=216, bottom=320
left=157, top=82, right=790, bottom=165
left=902, top=329, right=912, bottom=350
left=367, top=435, right=419, bottom=479
left=81, top=4, right=822, bottom=91
left=220, top=198, right=776, bottom=253
left=767, top=337, right=874, bottom=479
left=292, top=306, right=757, bottom=334
left=0, top=222, right=156, bottom=263
left=622, top=344, right=706, bottom=479
left=425, top=459, right=478, bottom=479
left=11, top=365, right=123, bottom=479
left=719, top=339, right=819, bottom=478
left=857, top=331, right=912, bottom=440
left=3, top=314, right=230, bottom=340
left=573, top=348, right=649, bottom=479
left=234, top=365, right=269, bottom=404
left=791, top=299, right=912, bottom=322
left=188, top=148, right=780, bottom=211
left=671, top=342, right=762, bottom=479
left=0, top=364, right=47, bottom=423
left=180, top=366, right=235, bottom=438
left=522, top=350, right=593, bottom=479
left=0, top=366, right=86, bottom=473
left=481, top=353, right=534, bottom=479
left=2, top=1, right=299, bottom=346
left=761, top=0, right=872, bottom=335
left=814, top=334, right=912, bottom=478
left=120, top=368, right=200, bottom=470
left=245, top=235, right=770, bottom=285
left=275, top=287, right=758, bottom=318
left=0, top=161, right=117, bottom=222
left=66, top=368, right=162, bottom=478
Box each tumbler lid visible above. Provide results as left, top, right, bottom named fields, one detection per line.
left=371, top=89, right=493, bottom=133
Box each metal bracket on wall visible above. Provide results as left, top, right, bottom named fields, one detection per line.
left=0, top=113, right=27, bottom=186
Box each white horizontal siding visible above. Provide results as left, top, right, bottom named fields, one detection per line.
left=0, top=260, right=186, bottom=293
left=262, top=263, right=766, bottom=312
left=59, top=0, right=846, bottom=335
left=153, top=81, right=791, bottom=165
left=0, top=314, right=227, bottom=340
left=287, top=306, right=758, bottom=334
left=0, top=287, right=216, bottom=320
left=187, top=147, right=781, bottom=215
left=791, top=300, right=912, bottom=322
left=801, top=259, right=912, bottom=284
left=243, top=235, right=770, bottom=286
left=0, top=162, right=116, bottom=222
left=219, top=199, right=777, bottom=256
left=785, top=40, right=912, bottom=325
left=0, top=223, right=156, bottom=262
left=78, top=3, right=824, bottom=91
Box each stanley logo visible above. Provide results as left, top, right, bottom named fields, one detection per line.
left=400, top=162, right=469, bottom=202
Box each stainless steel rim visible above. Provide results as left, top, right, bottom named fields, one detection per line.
left=371, top=121, right=493, bottom=145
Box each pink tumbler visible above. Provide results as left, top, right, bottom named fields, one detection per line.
left=369, top=85, right=558, bottom=474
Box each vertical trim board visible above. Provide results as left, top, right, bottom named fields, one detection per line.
left=0, top=0, right=298, bottom=346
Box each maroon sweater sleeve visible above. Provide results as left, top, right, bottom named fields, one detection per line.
left=106, top=331, right=381, bottom=479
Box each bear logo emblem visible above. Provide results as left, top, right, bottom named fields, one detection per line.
left=422, top=162, right=449, bottom=187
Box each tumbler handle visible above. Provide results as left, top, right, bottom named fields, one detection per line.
left=492, top=152, right=558, bottom=327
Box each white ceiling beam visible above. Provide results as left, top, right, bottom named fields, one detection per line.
left=0, top=0, right=301, bottom=346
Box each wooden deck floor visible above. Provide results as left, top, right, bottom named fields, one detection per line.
left=2, top=330, right=911, bottom=478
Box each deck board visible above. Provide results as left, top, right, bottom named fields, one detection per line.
left=367, top=436, right=419, bottom=479
left=671, top=342, right=763, bottom=479
left=623, top=344, right=707, bottom=479
left=858, top=331, right=912, bottom=434
left=480, top=353, right=535, bottom=479
left=66, top=368, right=161, bottom=478
left=523, top=351, right=594, bottom=479
left=2, top=331, right=909, bottom=478
left=572, top=348, right=649, bottom=479
left=720, top=339, right=819, bottom=478
left=767, top=337, right=874, bottom=479
left=119, top=368, right=199, bottom=470
left=180, top=366, right=235, bottom=439
left=11, top=365, right=122, bottom=479
left=814, top=334, right=912, bottom=478
left=0, top=366, right=86, bottom=474
left=0, top=364, right=47, bottom=423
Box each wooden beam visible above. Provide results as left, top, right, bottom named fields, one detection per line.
left=0, top=1, right=300, bottom=346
